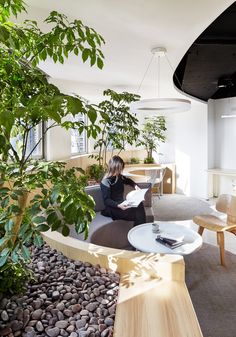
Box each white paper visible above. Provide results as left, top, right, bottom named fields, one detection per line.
left=120, top=188, right=148, bottom=208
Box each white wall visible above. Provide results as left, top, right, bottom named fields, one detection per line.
left=208, top=98, right=236, bottom=195
left=160, top=102, right=208, bottom=198
left=45, top=124, right=71, bottom=161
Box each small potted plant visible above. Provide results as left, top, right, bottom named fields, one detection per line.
left=130, top=157, right=140, bottom=164
left=86, top=164, right=105, bottom=184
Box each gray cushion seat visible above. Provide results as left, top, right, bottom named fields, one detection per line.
left=69, top=182, right=154, bottom=249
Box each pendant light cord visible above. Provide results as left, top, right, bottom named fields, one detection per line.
left=157, top=55, right=160, bottom=98
left=165, top=53, right=184, bottom=90
left=137, top=54, right=154, bottom=94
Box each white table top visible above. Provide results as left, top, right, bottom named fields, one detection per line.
left=128, top=222, right=202, bottom=255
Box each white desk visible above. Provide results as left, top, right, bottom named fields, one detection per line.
left=128, top=222, right=202, bottom=255
left=123, top=166, right=166, bottom=195
left=207, top=168, right=236, bottom=197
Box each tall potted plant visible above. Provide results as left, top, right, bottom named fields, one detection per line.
left=137, top=116, right=167, bottom=163
left=0, top=0, right=105, bottom=291
left=90, top=89, right=140, bottom=168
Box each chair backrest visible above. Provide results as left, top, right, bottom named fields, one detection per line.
left=215, top=194, right=236, bottom=225
left=146, top=167, right=166, bottom=187
left=227, top=195, right=236, bottom=225
left=215, top=194, right=231, bottom=214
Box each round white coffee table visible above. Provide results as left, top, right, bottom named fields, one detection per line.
left=128, top=222, right=202, bottom=255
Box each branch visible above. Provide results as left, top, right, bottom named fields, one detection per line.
left=23, top=122, right=57, bottom=165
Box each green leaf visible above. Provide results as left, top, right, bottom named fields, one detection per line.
left=82, top=48, right=90, bottom=62
left=12, top=250, right=19, bottom=263
left=10, top=205, right=21, bottom=214
left=33, top=234, right=43, bottom=247
left=0, top=255, right=8, bottom=267
left=62, top=225, right=70, bottom=236
left=50, top=187, right=60, bottom=203
left=11, top=193, right=19, bottom=201
left=48, top=110, right=61, bottom=124
left=4, top=219, right=14, bottom=232
left=51, top=220, right=61, bottom=231
left=0, top=187, right=10, bottom=195
left=32, top=216, right=46, bottom=224
left=41, top=199, right=49, bottom=209
left=37, top=224, right=50, bottom=232
left=0, top=26, right=10, bottom=42
left=47, top=211, right=58, bottom=225
left=97, top=57, right=104, bottom=69
left=1, top=196, right=10, bottom=208
left=87, top=108, right=97, bottom=124
left=67, top=96, right=83, bottom=115
left=1, top=248, right=10, bottom=257
left=21, top=245, right=30, bottom=261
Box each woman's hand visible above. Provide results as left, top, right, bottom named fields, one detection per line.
left=118, top=203, right=129, bottom=210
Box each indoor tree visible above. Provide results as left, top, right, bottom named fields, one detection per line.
left=137, top=116, right=167, bottom=163
left=0, top=0, right=105, bottom=290
left=90, top=89, right=140, bottom=168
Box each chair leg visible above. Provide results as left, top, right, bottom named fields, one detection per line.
left=217, top=232, right=225, bottom=266
left=198, top=226, right=204, bottom=236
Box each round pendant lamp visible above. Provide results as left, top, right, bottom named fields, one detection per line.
left=130, top=47, right=191, bottom=114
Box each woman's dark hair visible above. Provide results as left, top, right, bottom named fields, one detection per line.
left=106, top=156, right=125, bottom=178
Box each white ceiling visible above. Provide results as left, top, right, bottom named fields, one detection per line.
left=22, top=0, right=234, bottom=102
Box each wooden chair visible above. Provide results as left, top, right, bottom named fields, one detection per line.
left=193, top=194, right=236, bottom=266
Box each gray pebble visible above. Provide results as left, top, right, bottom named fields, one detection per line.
left=64, top=309, right=73, bottom=317
left=56, top=302, right=65, bottom=311
left=80, top=310, right=89, bottom=316
left=46, top=327, right=60, bottom=337
left=1, top=310, right=9, bottom=321
left=75, top=319, right=86, bottom=329
left=55, top=320, right=69, bottom=329
left=69, top=333, right=78, bottom=337
left=86, top=303, right=97, bottom=312
left=36, top=321, right=44, bottom=332
left=52, top=291, right=60, bottom=300
left=104, top=317, right=114, bottom=326
left=63, top=293, right=72, bottom=300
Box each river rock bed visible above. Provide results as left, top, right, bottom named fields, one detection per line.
left=0, top=245, right=120, bottom=337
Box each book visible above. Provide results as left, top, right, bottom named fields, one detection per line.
left=119, top=188, right=149, bottom=208
left=155, top=236, right=184, bottom=249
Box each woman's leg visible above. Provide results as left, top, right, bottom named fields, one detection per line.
left=108, top=203, right=146, bottom=226
left=133, top=202, right=146, bottom=226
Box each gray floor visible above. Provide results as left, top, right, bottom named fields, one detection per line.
left=153, top=194, right=236, bottom=337
left=185, top=244, right=236, bottom=337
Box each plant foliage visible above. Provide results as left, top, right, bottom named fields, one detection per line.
left=91, top=89, right=140, bottom=167
left=0, top=259, right=33, bottom=294
left=137, top=116, right=167, bottom=162
left=86, top=164, right=105, bottom=183
left=0, top=0, right=104, bottom=285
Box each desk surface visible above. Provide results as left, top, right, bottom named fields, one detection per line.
left=207, top=168, right=236, bottom=176
left=128, top=222, right=202, bottom=255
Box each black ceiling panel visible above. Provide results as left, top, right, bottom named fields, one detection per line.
left=174, top=2, right=236, bottom=102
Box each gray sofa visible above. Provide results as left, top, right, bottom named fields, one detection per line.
left=69, top=182, right=154, bottom=249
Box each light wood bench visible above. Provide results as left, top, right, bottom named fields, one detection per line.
left=43, top=231, right=203, bottom=337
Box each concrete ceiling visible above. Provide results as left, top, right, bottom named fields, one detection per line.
left=22, top=0, right=234, bottom=102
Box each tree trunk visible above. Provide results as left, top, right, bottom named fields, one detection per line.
left=11, top=191, right=29, bottom=246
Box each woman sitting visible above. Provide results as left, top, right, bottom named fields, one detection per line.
left=100, top=155, right=146, bottom=226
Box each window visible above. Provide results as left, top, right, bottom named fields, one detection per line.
left=71, top=114, right=87, bottom=155
left=10, top=123, right=44, bottom=160
left=26, top=123, right=44, bottom=159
